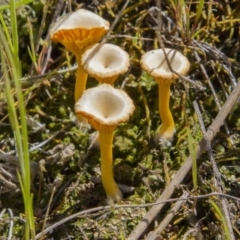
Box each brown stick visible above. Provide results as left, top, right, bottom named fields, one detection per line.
left=145, top=192, right=189, bottom=240
left=127, top=81, right=240, bottom=240
left=193, top=101, right=235, bottom=240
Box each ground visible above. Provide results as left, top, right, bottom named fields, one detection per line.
left=0, top=0, right=240, bottom=239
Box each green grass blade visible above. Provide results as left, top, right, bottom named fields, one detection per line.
left=0, top=48, right=23, bottom=155
left=0, top=0, right=35, bottom=237
left=187, top=127, right=198, bottom=189
left=194, top=0, right=204, bottom=26
left=0, top=14, right=13, bottom=52
left=9, top=0, right=20, bottom=75
left=0, top=28, right=32, bottom=240
left=209, top=200, right=231, bottom=240
left=0, top=0, right=33, bottom=10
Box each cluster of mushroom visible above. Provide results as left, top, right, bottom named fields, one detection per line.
left=50, top=9, right=134, bottom=204
left=50, top=9, right=190, bottom=204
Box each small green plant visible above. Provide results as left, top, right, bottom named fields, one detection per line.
left=0, top=0, right=35, bottom=239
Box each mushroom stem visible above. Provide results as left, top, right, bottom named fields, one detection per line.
left=140, top=48, right=190, bottom=144
left=75, top=57, right=88, bottom=102
left=75, top=84, right=135, bottom=203
left=158, top=80, right=175, bottom=141
left=99, top=129, right=121, bottom=203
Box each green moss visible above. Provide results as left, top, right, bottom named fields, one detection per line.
left=141, top=154, right=153, bottom=169
left=1, top=0, right=240, bottom=238
left=126, top=125, right=139, bottom=138
left=58, top=106, right=68, bottom=118
left=114, top=135, right=134, bottom=153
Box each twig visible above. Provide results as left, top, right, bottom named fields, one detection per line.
left=210, top=60, right=229, bottom=99
left=39, top=186, right=56, bottom=240
left=145, top=192, right=189, bottom=239
left=148, top=1, right=205, bottom=91
left=34, top=0, right=51, bottom=52
left=192, top=41, right=237, bottom=87
left=19, top=65, right=78, bottom=84
left=29, top=124, right=71, bottom=152
left=193, top=49, right=233, bottom=145
left=152, top=12, right=205, bottom=91
left=7, top=208, right=14, bottom=240
left=0, top=208, right=14, bottom=240
left=101, top=0, right=131, bottom=43
left=193, top=100, right=235, bottom=240
left=127, top=80, right=240, bottom=240
left=108, top=35, right=153, bottom=41
left=35, top=191, right=240, bottom=239
left=43, top=177, right=73, bottom=213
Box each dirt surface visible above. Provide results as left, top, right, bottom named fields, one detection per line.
left=0, top=0, right=240, bottom=239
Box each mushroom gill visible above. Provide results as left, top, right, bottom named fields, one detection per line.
left=49, top=9, right=110, bottom=101
left=81, top=43, right=130, bottom=85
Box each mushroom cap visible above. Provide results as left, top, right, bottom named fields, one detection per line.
left=140, top=48, right=190, bottom=82
left=81, top=43, right=130, bottom=84
left=50, top=9, right=110, bottom=55
left=75, top=84, right=135, bottom=131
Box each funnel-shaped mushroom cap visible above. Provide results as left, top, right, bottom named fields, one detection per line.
left=75, top=84, right=135, bottom=131
left=50, top=9, right=110, bottom=55
left=140, top=48, right=190, bottom=82
left=81, top=43, right=130, bottom=84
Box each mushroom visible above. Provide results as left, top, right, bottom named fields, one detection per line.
left=81, top=43, right=130, bottom=85
left=49, top=9, right=110, bottom=102
left=75, top=84, right=135, bottom=204
left=140, top=48, right=190, bottom=143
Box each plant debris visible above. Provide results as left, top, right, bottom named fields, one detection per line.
left=0, top=0, right=240, bottom=239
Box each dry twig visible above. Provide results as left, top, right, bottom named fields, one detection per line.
left=145, top=191, right=189, bottom=240
left=127, top=80, right=240, bottom=240
left=193, top=100, right=235, bottom=240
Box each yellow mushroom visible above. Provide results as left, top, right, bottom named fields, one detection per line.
left=140, top=48, right=190, bottom=143
left=75, top=84, right=135, bottom=204
left=49, top=9, right=110, bottom=102
left=81, top=43, right=130, bottom=85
